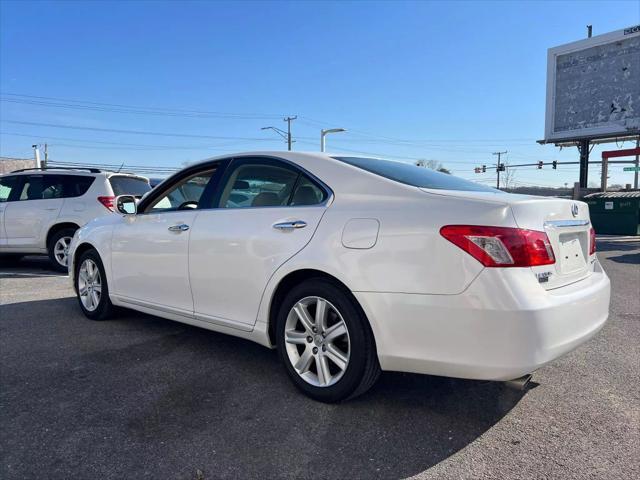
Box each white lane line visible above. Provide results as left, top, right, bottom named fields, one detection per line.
left=0, top=272, right=68, bottom=277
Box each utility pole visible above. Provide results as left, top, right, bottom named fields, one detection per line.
left=635, top=137, right=639, bottom=190
left=493, top=151, right=507, bottom=189
left=43, top=143, right=48, bottom=168
left=284, top=116, right=297, bottom=151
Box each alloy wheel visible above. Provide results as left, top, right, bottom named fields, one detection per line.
left=78, top=259, right=102, bottom=312
left=284, top=296, right=351, bottom=387
left=53, top=236, right=72, bottom=267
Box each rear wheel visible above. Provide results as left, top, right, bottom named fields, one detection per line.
left=276, top=278, right=380, bottom=402
left=48, top=228, right=76, bottom=272
left=75, top=249, right=114, bottom=320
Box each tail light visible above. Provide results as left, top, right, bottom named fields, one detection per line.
left=589, top=227, right=596, bottom=255
left=440, top=225, right=555, bottom=267
left=97, top=196, right=115, bottom=211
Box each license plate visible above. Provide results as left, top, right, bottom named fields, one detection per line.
left=558, top=236, right=587, bottom=274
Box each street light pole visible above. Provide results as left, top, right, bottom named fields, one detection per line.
left=320, top=128, right=346, bottom=152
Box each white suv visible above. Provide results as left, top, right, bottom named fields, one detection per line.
left=0, top=167, right=150, bottom=271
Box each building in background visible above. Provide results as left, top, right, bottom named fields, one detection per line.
left=0, top=157, right=36, bottom=174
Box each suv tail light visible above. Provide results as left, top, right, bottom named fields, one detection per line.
left=589, top=227, right=596, bottom=256
left=440, top=225, right=555, bottom=267
left=97, top=196, right=115, bottom=211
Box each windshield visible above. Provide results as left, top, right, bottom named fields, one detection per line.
left=333, top=157, right=497, bottom=192
left=109, top=176, right=151, bottom=196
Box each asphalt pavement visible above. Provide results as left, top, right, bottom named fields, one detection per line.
left=0, top=238, right=638, bottom=479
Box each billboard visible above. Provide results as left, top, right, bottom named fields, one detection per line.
left=544, top=25, right=640, bottom=143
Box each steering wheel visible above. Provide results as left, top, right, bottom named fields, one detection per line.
left=177, top=201, right=198, bottom=210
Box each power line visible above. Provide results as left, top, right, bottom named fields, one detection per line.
left=1, top=120, right=282, bottom=141
left=0, top=93, right=284, bottom=120
left=0, top=131, right=256, bottom=151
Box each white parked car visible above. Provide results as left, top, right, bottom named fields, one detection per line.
left=0, top=167, right=150, bottom=271
left=68, top=152, right=610, bottom=402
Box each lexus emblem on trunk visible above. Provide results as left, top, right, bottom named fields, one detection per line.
left=571, top=203, right=579, bottom=217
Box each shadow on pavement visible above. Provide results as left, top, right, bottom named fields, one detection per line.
left=608, top=252, right=640, bottom=264
left=595, top=239, right=640, bottom=252
left=0, top=255, right=61, bottom=278
left=1, top=297, right=527, bottom=480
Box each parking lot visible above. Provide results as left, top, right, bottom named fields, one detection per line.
left=0, top=237, right=638, bottom=480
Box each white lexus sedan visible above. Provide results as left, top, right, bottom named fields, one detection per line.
left=68, top=152, right=610, bottom=402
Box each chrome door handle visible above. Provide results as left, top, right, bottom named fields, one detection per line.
left=273, top=220, right=307, bottom=230
left=168, top=224, right=190, bottom=232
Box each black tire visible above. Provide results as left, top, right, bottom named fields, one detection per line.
left=48, top=227, right=77, bottom=272
left=276, top=278, right=380, bottom=403
left=75, top=249, right=114, bottom=321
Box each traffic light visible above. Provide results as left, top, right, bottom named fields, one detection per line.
left=474, top=167, right=481, bottom=173
left=482, top=165, right=486, bottom=173
left=497, top=163, right=506, bottom=172
left=552, top=160, right=558, bottom=170
left=537, top=161, right=543, bottom=169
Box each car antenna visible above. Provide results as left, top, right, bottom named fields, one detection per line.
left=116, top=162, right=124, bottom=173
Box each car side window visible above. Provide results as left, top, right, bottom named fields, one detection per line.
left=42, top=175, right=65, bottom=199
left=62, top=176, right=95, bottom=198
left=144, top=169, right=215, bottom=213
left=290, top=175, right=327, bottom=206
left=16, top=175, right=44, bottom=201
left=0, top=176, right=18, bottom=202
left=219, top=164, right=299, bottom=208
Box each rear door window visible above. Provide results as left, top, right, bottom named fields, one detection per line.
left=109, top=176, right=151, bottom=196
left=41, top=175, right=65, bottom=199
left=219, top=163, right=299, bottom=208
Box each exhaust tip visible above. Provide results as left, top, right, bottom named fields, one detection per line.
left=505, top=374, right=533, bottom=391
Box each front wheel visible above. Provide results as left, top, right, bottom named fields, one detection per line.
left=75, top=249, right=114, bottom=321
left=276, top=278, right=380, bottom=402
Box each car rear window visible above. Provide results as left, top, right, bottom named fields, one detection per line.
left=333, top=156, right=497, bottom=192
left=109, top=176, right=151, bottom=196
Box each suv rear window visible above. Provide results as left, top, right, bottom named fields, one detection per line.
left=109, top=176, right=151, bottom=196
left=333, top=157, right=497, bottom=192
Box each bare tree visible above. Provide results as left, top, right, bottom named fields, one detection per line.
left=415, top=159, right=451, bottom=174
left=502, top=163, right=516, bottom=189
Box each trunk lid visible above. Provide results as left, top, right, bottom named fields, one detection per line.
left=509, top=197, right=594, bottom=289
left=421, top=189, right=595, bottom=289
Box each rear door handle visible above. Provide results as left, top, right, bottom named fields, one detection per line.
left=273, top=220, right=307, bottom=230
left=168, top=224, right=190, bottom=232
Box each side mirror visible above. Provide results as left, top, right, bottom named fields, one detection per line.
left=115, top=195, right=137, bottom=215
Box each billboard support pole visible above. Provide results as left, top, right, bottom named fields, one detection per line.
left=635, top=138, right=639, bottom=189
left=578, top=139, right=590, bottom=188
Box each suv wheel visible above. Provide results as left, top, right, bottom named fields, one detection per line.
left=75, top=249, right=114, bottom=320
left=48, top=228, right=76, bottom=272
left=276, top=278, right=380, bottom=402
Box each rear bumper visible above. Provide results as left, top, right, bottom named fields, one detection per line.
left=354, top=260, right=610, bottom=381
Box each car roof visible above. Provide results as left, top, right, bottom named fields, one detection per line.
left=3, top=168, right=148, bottom=180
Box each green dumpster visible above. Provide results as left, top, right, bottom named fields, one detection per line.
left=584, top=195, right=640, bottom=236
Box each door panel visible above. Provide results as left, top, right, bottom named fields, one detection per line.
left=111, top=211, right=198, bottom=313
left=4, top=175, right=64, bottom=248
left=0, top=175, right=19, bottom=246
left=190, top=206, right=325, bottom=326
left=110, top=167, right=217, bottom=313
